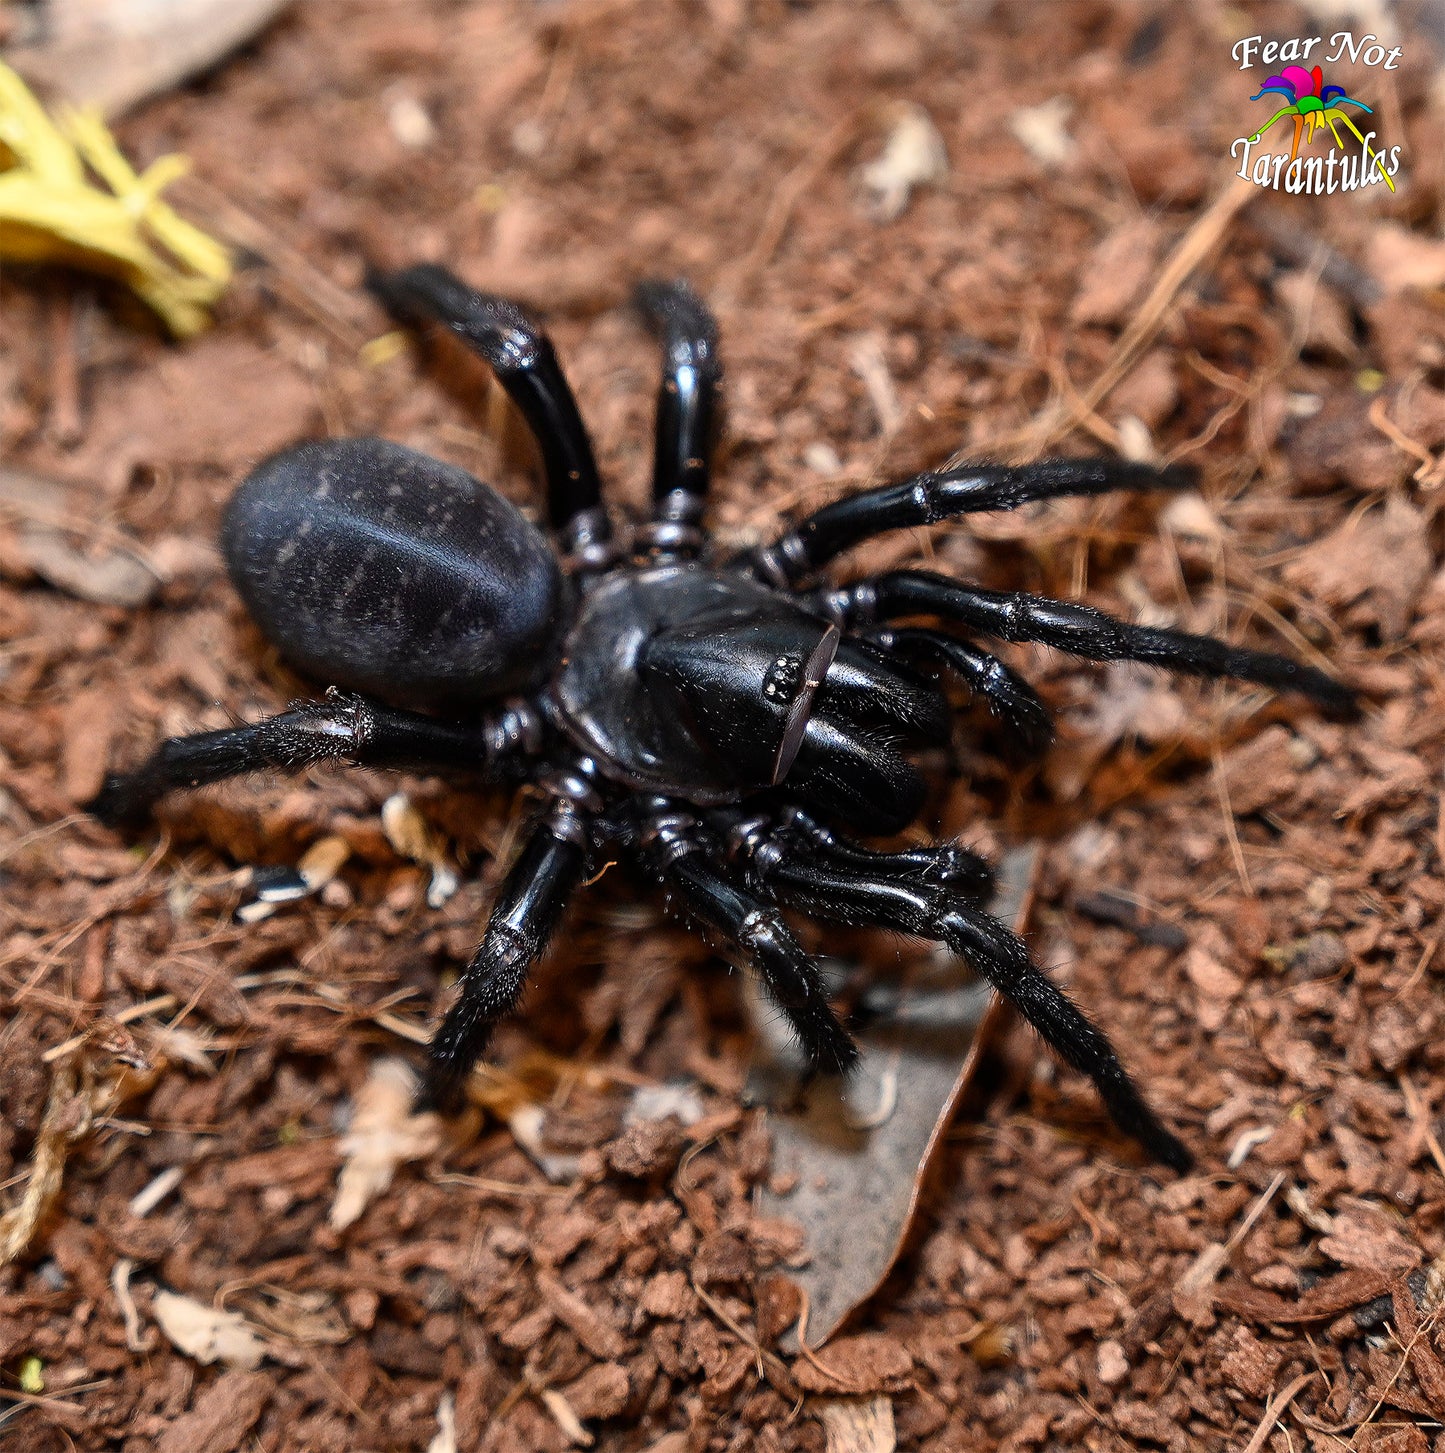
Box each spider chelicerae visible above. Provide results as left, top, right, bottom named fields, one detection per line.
left=91, top=266, right=1355, bottom=1171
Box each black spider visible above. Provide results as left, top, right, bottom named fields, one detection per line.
left=90, top=266, right=1356, bottom=1172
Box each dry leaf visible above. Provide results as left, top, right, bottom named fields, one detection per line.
left=626, top=1082, right=705, bottom=1127
left=1045, top=662, right=1190, bottom=802
left=1283, top=493, right=1431, bottom=640
left=757, top=846, right=1037, bottom=1344
left=1110, top=349, right=1179, bottom=432
left=15, top=523, right=158, bottom=606
left=1160, top=492, right=1225, bottom=543
left=152, top=1290, right=267, bottom=1370
left=8, top=0, right=292, bottom=119
left=0, top=1029, right=157, bottom=1266
left=507, top=1103, right=583, bottom=1183
left=427, top=1392, right=457, bottom=1453
left=1370, top=223, right=1445, bottom=295
left=858, top=103, right=947, bottom=222
left=1073, top=660, right=1189, bottom=747
left=1318, top=1197, right=1422, bottom=1275
left=1071, top=220, right=1164, bottom=327
left=382, top=794, right=458, bottom=907
left=330, top=1059, right=444, bottom=1231
left=1275, top=270, right=1357, bottom=359
left=152, top=1371, right=270, bottom=1453
left=299, top=835, right=351, bottom=890
left=817, top=1395, right=897, bottom=1453
left=1185, top=946, right=1244, bottom=1033
left=1007, top=96, right=1076, bottom=167
left=0, top=460, right=167, bottom=612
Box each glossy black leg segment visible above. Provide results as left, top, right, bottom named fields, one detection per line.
left=660, top=844, right=857, bottom=1075
left=730, top=804, right=996, bottom=905
left=637, top=280, right=720, bottom=555
left=864, top=626, right=1054, bottom=756
left=845, top=571, right=1357, bottom=714
left=424, top=821, right=588, bottom=1112
left=367, top=264, right=607, bottom=539
left=88, top=693, right=539, bottom=826
left=749, top=457, right=1191, bottom=584
left=740, top=831, right=1190, bottom=1170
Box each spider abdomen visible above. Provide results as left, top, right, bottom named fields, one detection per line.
left=223, top=437, right=564, bottom=709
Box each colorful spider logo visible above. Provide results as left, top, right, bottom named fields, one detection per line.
left=1249, top=64, right=1395, bottom=191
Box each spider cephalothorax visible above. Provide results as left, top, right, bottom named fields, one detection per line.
left=92, top=266, right=1356, bottom=1171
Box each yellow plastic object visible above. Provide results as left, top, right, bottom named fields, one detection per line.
left=0, top=61, right=230, bottom=336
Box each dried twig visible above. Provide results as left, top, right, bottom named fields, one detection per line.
left=1239, top=1371, right=1316, bottom=1453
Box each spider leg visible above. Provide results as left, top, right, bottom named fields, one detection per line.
left=837, top=570, right=1356, bottom=714
left=88, top=693, right=539, bottom=826
left=730, top=804, right=996, bottom=904
left=424, top=817, right=589, bottom=1112
left=642, top=806, right=857, bottom=1074
left=859, top=624, right=1054, bottom=756
left=734, top=817, right=1191, bottom=1170
left=744, top=457, right=1191, bottom=584
left=636, top=280, right=721, bottom=558
left=366, top=264, right=611, bottom=553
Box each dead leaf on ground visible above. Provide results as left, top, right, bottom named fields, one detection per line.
left=0, top=1027, right=157, bottom=1266
left=816, top=1394, right=897, bottom=1453
left=14, top=524, right=157, bottom=606
left=1275, top=270, right=1357, bottom=360
left=382, top=793, right=459, bottom=907
left=1070, top=219, right=1165, bottom=328
left=757, top=845, right=1037, bottom=1345
left=1318, top=1197, right=1423, bottom=1276
left=330, top=1058, right=445, bottom=1231
left=1045, top=661, right=1191, bottom=801
left=1369, top=223, right=1445, bottom=296
left=152, top=1370, right=270, bottom=1453
left=1007, top=96, right=1076, bottom=167
left=857, top=102, right=947, bottom=222
left=152, top=1290, right=268, bottom=1370
left=1283, top=493, right=1432, bottom=640
left=8, top=0, right=293, bottom=118
left=426, top=1392, right=457, bottom=1453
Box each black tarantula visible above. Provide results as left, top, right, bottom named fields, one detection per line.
left=92, top=267, right=1355, bottom=1171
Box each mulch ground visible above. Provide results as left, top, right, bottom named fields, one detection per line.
left=3, top=1, right=1445, bottom=1449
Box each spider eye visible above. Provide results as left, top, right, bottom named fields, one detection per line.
left=763, top=654, right=804, bottom=703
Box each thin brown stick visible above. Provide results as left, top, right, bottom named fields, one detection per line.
left=1240, top=1371, right=1316, bottom=1453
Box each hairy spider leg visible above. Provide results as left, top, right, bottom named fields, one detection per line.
left=744, top=457, right=1193, bottom=585
left=727, top=804, right=996, bottom=904
left=858, top=624, right=1054, bottom=757
left=366, top=264, right=610, bottom=549
left=636, top=279, right=721, bottom=557
left=424, top=820, right=588, bottom=1112
left=736, top=818, right=1192, bottom=1171
left=841, top=570, right=1357, bottom=713
left=644, top=809, right=858, bottom=1075
left=87, top=694, right=539, bottom=826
